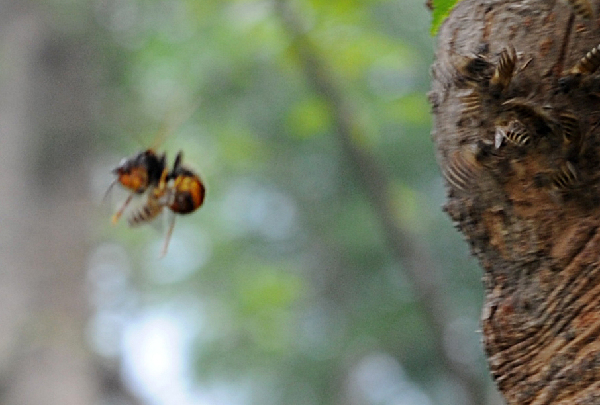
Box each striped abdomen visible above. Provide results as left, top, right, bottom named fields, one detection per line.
left=490, top=45, right=517, bottom=92
left=566, top=0, right=594, bottom=20
left=551, top=162, right=580, bottom=189
left=127, top=197, right=164, bottom=226
left=442, top=146, right=482, bottom=192
left=570, top=44, right=600, bottom=76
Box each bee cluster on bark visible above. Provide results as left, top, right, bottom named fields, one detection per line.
left=430, top=0, right=600, bottom=404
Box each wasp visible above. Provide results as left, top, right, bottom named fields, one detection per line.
left=558, top=112, right=581, bottom=144
left=448, top=52, right=492, bottom=85
left=107, top=149, right=206, bottom=256
left=551, top=161, right=580, bottom=189
left=570, top=44, right=600, bottom=77
left=560, top=43, right=600, bottom=91
left=460, top=90, right=482, bottom=117
left=459, top=54, right=492, bottom=81
left=502, top=98, right=556, bottom=136
left=442, top=145, right=484, bottom=193
left=490, top=45, right=517, bottom=94
left=495, top=120, right=530, bottom=149
left=565, top=0, right=594, bottom=19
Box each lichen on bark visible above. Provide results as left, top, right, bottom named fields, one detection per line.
left=430, top=0, right=600, bottom=403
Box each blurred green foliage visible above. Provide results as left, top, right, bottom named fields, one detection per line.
left=88, top=0, right=489, bottom=404
left=430, top=0, right=460, bottom=34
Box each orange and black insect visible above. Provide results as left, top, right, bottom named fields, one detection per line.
left=107, top=149, right=206, bottom=256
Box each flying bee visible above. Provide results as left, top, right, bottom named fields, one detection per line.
left=104, top=149, right=166, bottom=224
left=107, top=148, right=206, bottom=257
left=551, top=161, right=580, bottom=189
left=495, top=120, right=530, bottom=149
left=565, top=0, right=594, bottom=19
left=123, top=150, right=206, bottom=256
left=442, top=145, right=484, bottom=193
left=490, top=45, right=517, bottom=94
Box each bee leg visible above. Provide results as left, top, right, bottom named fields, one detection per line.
left=111, top=193, right=134, bottom=224
left=152, top=168, right=170, bottom=199
left=159, top=214, right=176, bottom=258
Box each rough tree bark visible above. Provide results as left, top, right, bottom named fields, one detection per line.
left=431, top=0, right=600, bottom=404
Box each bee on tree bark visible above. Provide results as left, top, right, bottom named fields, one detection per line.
left=565, top=0, right=594, bottom=20
left=442, top=144, right=487, bottom=193
left=490, top=45, right=517, bottom=94
left=495, top=119, right=530, bottom=149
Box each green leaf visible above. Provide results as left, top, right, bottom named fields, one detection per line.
left=430, top=0, right=461, bottom=35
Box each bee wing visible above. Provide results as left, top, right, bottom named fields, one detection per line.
left=149, top=102, right=201, bottom=151
left=495, top=127, right=506, bottom=149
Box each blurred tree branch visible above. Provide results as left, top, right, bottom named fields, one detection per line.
left=274, top=1, right=486, bottom=404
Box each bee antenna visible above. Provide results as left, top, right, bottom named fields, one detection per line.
left=102, top=178, right=120, bottom=203
left=173, top=151, right=183, bottom=171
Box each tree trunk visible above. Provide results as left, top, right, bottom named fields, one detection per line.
left=430, top=0, right=600, bottom=404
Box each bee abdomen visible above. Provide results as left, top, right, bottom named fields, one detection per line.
left=443, top=147, right=483, bottom=192
left=558, top=112, right=581, bottom=144
left=490, top=45, right=517, bottom=92
left=169, top=176, right=206, bottom=214
left=566, top=0, right=594, bottom=19
left=551, top=162, right=580, bottom=189
left=127, top=199, right=164, bottom=226
left=460, top=90, right=482, bottom=116
left=502, top=98, right=555, bottom=135
left=570, top=44, right=600, bottom=76
left=495, top=120, right=530, bottom=148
